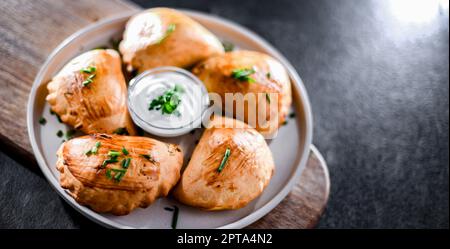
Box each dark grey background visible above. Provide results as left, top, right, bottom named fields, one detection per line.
left=0, top=0, right=448, bottom=228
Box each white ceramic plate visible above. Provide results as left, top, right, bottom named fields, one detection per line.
left=27, top=9, right=313, bottom=229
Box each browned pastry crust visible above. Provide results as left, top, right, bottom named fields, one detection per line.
left=56, top=134, right=183, bottom=215
left=174, top=116, right=275, bottom=210
left=46, top=49, right=136, bottom=135
left=119, top=7, right=224, bottom=72
left=192, top=50, right=292, bottom=137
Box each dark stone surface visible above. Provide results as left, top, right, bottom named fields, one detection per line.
left=0, top=0, right=448, bottom=228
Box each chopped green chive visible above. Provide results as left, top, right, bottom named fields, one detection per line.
left=94, top=46, right=108, bottom=50
left=266, top=72, right=271, bottom=79
left=56, top=130, right=63, bottom=137
left=65, top=130, right=76, bottom=140
left=121, top=158, right=131, bottom=169
left=113, top=171, right=124, bottom=182
left=101, top=158, right=119, bottom=168
left=149, top=84, right=184, bottom=115
left=50, top=109, right=56, bottom=115
left=82, top=79, right=92, bottom=87
left=113, top=127, right=129, bottom=135
left=111, top=168, right=126, bottom=173
left=289, top=112, right=296, bottom=118
left=91, top=141, right=101, bottom=154
left=222, top=41, right=234, bottom=52
left=217, top=148, right=231, bottom=173
left=167, top=24, right=176, bottom=33
left=80, top=66, right=96, bottom=87
left=266, top=93, right=271, bottom=104
left=171, top=205, right=179, bottom=229
left=80, top=66, right=96, bottom=74
left=106, top=169, right=112, bottom=179
left=174, top=84, right=184, bottom=93
left=121, top=147, right=129, bottom=155
left=39, top=117, right=46, bottom=125
left=110, top=168, right=126, bottom=182
left=231, top=68, right=256, bottom=83
left=108, top=150, right=121, bottom=157
left=85, top=150, right=92, bottom=156
left=157, top=23, right=176, bottom=44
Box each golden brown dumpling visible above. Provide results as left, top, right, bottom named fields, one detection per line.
left=192, top=50, right=292, bottom=137
left=46, top=49, right=136, bottom=135
left=56, top=134, right=183, bottom=215
left=174, top=116, right=274, bottom=210
left=119, top=7, right=224, bottom=72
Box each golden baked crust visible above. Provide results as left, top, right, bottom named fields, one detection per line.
left=56, top=134, right=183, bottom=215
left=174, top=116, right=274, bottom=210
left=192, top=50, right=292, bottom=137
left=46, top=49, right=136, bottom=135
left=119, top=7, right=224, bottom=72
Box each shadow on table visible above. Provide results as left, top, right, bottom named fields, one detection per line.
left=59, top=197, right=104, bottom=229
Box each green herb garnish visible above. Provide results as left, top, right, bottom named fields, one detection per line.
left=149, top=84, right=184, bottom=115
left=157, top=23, right=176, bottom=44
left=80, top=66, right=96, bottom=74
left=222, top=41, right=234, bottom=52
left=82, top=74, right=96, bottom=87
left=121, top=147, right=129, bottom=155
left=217, top=148, right=231, bottom=173
left=174, top=84, right=184, bottom=93
left=39, top=117, right=46, bottom=125
left=121, top=158, right=131, bottom=169
left=106, top=168, right=127, bottom=182
left=266, top=93, right=271, bottom=104
left=56, top=130, right=63, bottom=137
left=164, top=205, right=179, bottom=229
left=113, top=127, right=129, bottom=135
left=266, top=72, right=271, bottom=79
left=82, top=79, right=91, bottom=86
left=101, top=158, right=119, bottom=168
left=114, top=171, right=124, bottom=182
left=91, top=141, right=101, bottom=154
left=106, top=169, right=112, bottom=179
left=80, top=66, right=96, bottom=87
left=94, top=46, right=108, bottom=50
left=65, top=130, right=76, bottom=140
left=231, top=68, right=256, bottom=83
left=110, top=168, right=126, bottom=182
left=108, top=150, right=121, bottom=157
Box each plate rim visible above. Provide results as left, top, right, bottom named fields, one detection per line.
left=26, top=9, right=313, bottom=229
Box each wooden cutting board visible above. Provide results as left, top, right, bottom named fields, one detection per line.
left=0, top=0, right=329, bottom=228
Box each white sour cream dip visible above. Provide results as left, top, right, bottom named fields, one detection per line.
left=128, top=67, right=209, bottom=137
